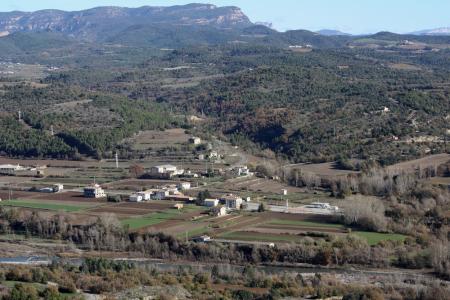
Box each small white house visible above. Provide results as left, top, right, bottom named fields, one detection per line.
left=0, top=164, right=24, bottom=175
left=189, top=137, right=202, bottom=145
left=149, top=164, right=184, bottom=178
left=233, top=165, right=252, bottom=177
left=84, top=184, right=106, bottom=198
left=204, top=199, right=219, bottom=207
left=177, top=182, right=191, bottom=191
left=137, top=191, right=152, bottom=201
left=210, top=206, right=227, bottom=217
left=208, top=151, right=219, bottom=159
left=220, top=194, right=243, bottom=210
left=129, top=194, right=143, bottom=202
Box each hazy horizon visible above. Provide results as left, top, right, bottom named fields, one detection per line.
left=0, top=1, right=449, bottom=35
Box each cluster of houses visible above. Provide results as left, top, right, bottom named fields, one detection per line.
left=203, top=194, right=251, bottom=216
left=128, top=182, right=193, bottom=202
left=146, top=163, right=252, bottom=180
left=82, top=179, right=249, bottom=217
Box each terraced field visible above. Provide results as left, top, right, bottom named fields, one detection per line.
left=216, top=213, right=407, bottom=246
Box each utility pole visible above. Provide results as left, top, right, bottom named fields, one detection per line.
left=115, top=152, right=119, bottom=169
left=18, top=110, right=22, bottom=121
left=50, top=125, right=54, bottom=136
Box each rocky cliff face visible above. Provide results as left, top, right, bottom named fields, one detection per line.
left=0, top=4, right=252, bottom=40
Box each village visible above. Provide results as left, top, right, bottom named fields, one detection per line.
left=0, top=129, right=448, bottom=247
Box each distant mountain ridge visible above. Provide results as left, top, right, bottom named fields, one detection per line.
left=0, top=4, right=448, bottom=51
left=317, top=29, right=351, bottom=36
left=411, top=27, right=450, bottom=36
left=0, top=4, right=252, bottom=41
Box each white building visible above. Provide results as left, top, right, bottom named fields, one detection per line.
left=177, top=182, right=191, bottom=191
left=129, top=194, right=143, bottom=202
left=149, top=164, right=184, bottom=178
left=208, top=151, right=219, bottom=159
left=137, top=191, right=152, bottom=201
left=210, top=206, right=227, bottom=217
left=204, top=199, right=219, bottom=207
left=189, top=137, right=202, bottom=145
left=0, top=164, right=24, bottom=175
left=84, top=184, right=106, bottom=198
left=220, top=194, right=243, bottom=210
left=233, top=165, right=252, bottom=177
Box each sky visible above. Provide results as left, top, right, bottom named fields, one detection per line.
left=0, top=0, right=449, bottom=35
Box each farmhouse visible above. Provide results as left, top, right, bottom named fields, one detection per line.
left=209, top=206, right=227, bottom=217
left=220, top=194, right=243, bottom=210
left=232, top=165, right=252, bottom=177
left=208, top=151, right=219, bottom=159
left=204, top=198, right=219, bottom=207
left=137, top=190, right=152, bottom=201
left=177, top=182, right=191, bottom=191
left=129, top=194, right=143, bottom=202
left=0, top=164, right=25, bottom=175
left=149, top=164, right=184, bottom=179
left=83, top=184, right=106, bottom=198
left=189, top=137, right=202, bottom=145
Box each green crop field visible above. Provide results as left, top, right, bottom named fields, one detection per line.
left=353, top=231, right=407, bottom=246
left=267, top=219, right=344, bottom=229
left=121, top=210, right=179, bottom=229
left=122, top=205, right=207, bottom=230
left=0, top=200, right=90, bottom=212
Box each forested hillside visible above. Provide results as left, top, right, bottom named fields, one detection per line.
left=0, top=5, right=448, bottom=164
